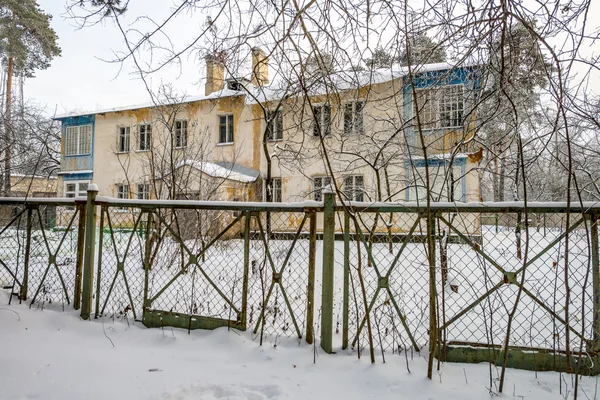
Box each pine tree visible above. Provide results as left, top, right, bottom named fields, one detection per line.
left=0, top=0, right=60, bottom=194
left=398, top=33, right=446, bottom=66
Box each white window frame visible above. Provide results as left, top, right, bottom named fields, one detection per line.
left=343, top=100, right=364, bottom=135
left=218, top=115, right=234, bottom=144
left=138, top=124, right=152, bottom=151
left=115, top=183, right=130, bottom=211
left=265, top=178, right=282, bottom=202
left=117, top=126, right=130, bottom=153
left=266, top=109, right=284, bottom=141
left=343, top=175, right=365, bottom=202
left=174, top=120, right=188, bottom=148
left=64, top=125, right=92, bottom=156
left=413, top=84, right=464, bottom=130
left=64, top=180, right=90, bottom=198
left=137, top=183, right=150, bottom=200
left=313, top=176, right=332, bottom=201
left=312, top=104, right=332, bottom=137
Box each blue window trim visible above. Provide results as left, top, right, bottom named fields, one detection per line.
left=57, top=115, right=95, bottom=178
left=58, top=114, right=95, bottom=158
left=405, top=157, right=467, bottom=202
left=62, top=172, right=93, bottom=181
left=402, top=66, right=483, bottom=153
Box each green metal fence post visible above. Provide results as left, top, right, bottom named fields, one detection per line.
left=590, top=212, right=600, bottom=352
left=306, top=211, right=317, bottom=344
left=241, top=211, right=251, bottom=328
left=321, top=187, right=335, bottom=353
left=142, top=211, right=153, bottom=313
left=342, top=209, right=350, bottom=350
left=81, top=184, right=98, bottom=320
left=73, top=204, right=86, bottom=309
left=20, top=207, right=33, bottom=301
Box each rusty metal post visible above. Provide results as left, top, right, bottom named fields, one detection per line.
left=81, top=184, right=98, bottom=320
left=20, top=207, right=33, bottom=300
left=321, top=186, right=335, bottom=353
left=73, top=204, right=86, bottom=309
left=306, top=211, right=317, bottom=344
left=590, top=212, right=600, bottom=352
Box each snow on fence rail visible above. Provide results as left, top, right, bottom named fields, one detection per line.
left=0, top=194, right=599, bottom=374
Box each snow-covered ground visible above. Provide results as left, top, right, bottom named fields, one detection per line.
left=0, top=290, right=596, bottom=400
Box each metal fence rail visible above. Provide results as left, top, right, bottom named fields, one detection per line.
left=1, top=192, right=600, bottom=375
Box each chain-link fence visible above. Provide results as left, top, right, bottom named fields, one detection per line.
left=1, top=195, right=599, bottom=373
left=338, top=204, right=598, bottom=371
left=0, top=199, right=84, bottom=310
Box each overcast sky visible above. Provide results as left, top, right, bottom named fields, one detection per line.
left=26, top=1, right=600, bottom=117
left=27, top=1, right=207, bottom=116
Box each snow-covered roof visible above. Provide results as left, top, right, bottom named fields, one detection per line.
left=55, top=62, right=476, bottom=119
left=54, top=88, right=246, bottom=119
left=176, top=160, right=259, bottom=183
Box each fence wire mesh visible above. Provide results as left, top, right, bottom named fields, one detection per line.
left=1, top=197, right=598, bottom=368
left=342, top=209, right=595, bottom=358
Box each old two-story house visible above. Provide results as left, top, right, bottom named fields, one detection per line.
left=54, top=49, right=482, bottom=227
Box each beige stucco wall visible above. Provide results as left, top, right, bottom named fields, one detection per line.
left=57, top=70, right=482, bottom=235
left=11, top=175, right=58, bottom=197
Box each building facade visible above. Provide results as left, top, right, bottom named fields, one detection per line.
left=55, top=51, right=482, bottom=215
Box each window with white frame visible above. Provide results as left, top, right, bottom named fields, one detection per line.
left=265, top=178, right=282, bottom=202
left=343, top=101, right=364, bottom=135
left=175, top=120, right=188, bottom=148
left=313, top=176, right=332, bottom=201
left=116, top=183, right=129, bottom=200
left=343, top=175, right=365, bottom=201
left=117, top=126, right=130, bottom=153
left=138, top=124, right=152, bottom=151
left=137, top=183, right=150, bottom=200
left=65, top=125, right=92, bottom=156
left=312, top=104, right=332, bottom=137
left=64, top=181, right=89, bottom=198
left=266, top=110, right=283, bottom=141
left=407, top=164, right=465, bottom=202
left=413, top=85, right=464, bottom=130
left=218, top=115, right=234, bottom=143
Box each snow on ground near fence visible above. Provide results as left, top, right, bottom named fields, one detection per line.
left=0, top=290, right=596, bottom=400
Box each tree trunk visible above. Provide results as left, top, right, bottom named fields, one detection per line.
left=4, top=57, right=13, bottom=196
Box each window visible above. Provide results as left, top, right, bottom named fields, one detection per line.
left=116, top=183, right=129, bottom=200
left=175, top=120, right=188, bottom=148
left=137, top=183, right=150, bottom=200
left=219, top=115, right=234, bottom=143
left=65, top=125, right=92, bottom=156
left=407, top=165, right=465, bottom=202
left=312, top=104, right=332, bottom=137
left=64, top=181, right=89, bottom=198
left=266, top=110, right=283, bottom=141
left=439, top=85, right=464, bottom=128
left=413, top=85, right=464, bottom=130
left=343, top=175, right=364, bottom=202
left=313, top=176, right=332, bottom=201
left=265, top=178, right=282, bottom=202
left=117, top=127, right=130, bottom=153
left=343, top=101, right=364, bottom=135
left=138, top=124, right=152, bottom=151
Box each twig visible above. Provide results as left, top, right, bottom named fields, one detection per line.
left=102, top=316, right=116, bottom=348
left=0, top=307, right=21, bottom=321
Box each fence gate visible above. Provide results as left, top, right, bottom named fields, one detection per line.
left=141, top=207, right=249, bottom=330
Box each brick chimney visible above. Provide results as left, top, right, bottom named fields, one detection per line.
left=251, top=47, right=269, bottom=86
left=205, top=54, right=225, bottom=96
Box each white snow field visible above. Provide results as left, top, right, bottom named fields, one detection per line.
left=0, top=289, right=597, bottom=400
